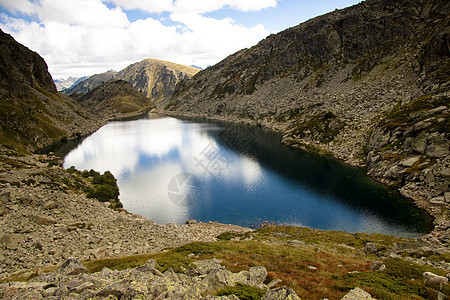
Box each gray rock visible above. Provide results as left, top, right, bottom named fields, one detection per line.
left=412, top=133, right=428, bottom=153
left=430, top=196, right=446, bottom=205
left=262, top=287, right=301, bottom=300
left=400, top=156, right=421, bottom=167
left=249, top=266, right=268, bottom=287
left=57, top=257, right=88, bottom=276
left=194, top=259, right=224, bottom=275
left=341, top=287, right=375, bottom=299
left=0, top=191, right=11, bottom=203
left=44, top=200, right=58, bottom=210
left=364, top=242, right=378, bottom=254
left=426, top=141, right=449, bottom=158
left=31, top=214, right=57, bottom=225
left=369, top=261, right=383, bottom=270
left=0, top=233, right=23, bottom=250
left=202, top=268, right=235, bottom=291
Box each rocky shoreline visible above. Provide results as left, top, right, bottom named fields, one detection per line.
left=0, top=151, right=249, bottom=279
left=154, top=108, right=450, bottom=247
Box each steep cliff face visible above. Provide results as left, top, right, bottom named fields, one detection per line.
left=0, top=30, right=101, bottom=153
left=165, top=0, right=449, bottom=240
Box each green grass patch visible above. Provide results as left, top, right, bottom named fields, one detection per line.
left=217, top=283, right=265, bottom=300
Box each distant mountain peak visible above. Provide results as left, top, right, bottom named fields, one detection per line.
left=64, top=58, right=200, bottom=102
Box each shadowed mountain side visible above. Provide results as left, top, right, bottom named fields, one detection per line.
left=72, top=79, right=155, bottom=115
left=0, top=29, right=102, bottom=153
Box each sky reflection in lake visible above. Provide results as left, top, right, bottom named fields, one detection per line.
left=63, top=114, right=433, bottom=236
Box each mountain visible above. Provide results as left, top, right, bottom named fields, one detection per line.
left=64, top=58, right=200, bottom=103
left=54, top=76, right=87, bottom=91
left=115, top=58, right=200, bottom=102
left=72, top=79, right=155, bottom=115
left=164, top=0, right=449, bottom=240
left=0, top=29, right=101, bottom=153
left=63, top=70, right=117, bottom=95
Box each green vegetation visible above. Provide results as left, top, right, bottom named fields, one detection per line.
left=74, top=226, right=449, bottom=299
left=68, top=167, right=122, bottom=209
left=291, top=112, right=345, bottom=144
left=217, top=283, right=265, bottom=300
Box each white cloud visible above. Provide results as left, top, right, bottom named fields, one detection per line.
left=39, top=0, right=129, bottom=28
left=0, top=0, right=271, bottom=78
left=0, top=0, right=38, bottom=15
left=173, top=0, right=277, bottom=13
left=106, top=0, right=173, bottom=14
left=107, top=0, right=278, bottom=14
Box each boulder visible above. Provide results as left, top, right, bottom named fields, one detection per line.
left=194, top=259, right=225, bottom=275
left=262, top=287, right=301, bottom=300
left=57, top=258, right=88, bottom=276
left=0, top=233, right=23, bottom=250
left=412, top=133, right=428, bottom=153
left=31, top=214, right=57, bottom=225
left=249, top=266, right=268, bottom=288
left=202, top=268, right=235, bottom=291
left=400, top=156, right=421, bottom=167
left=341, top=287, right=375, bottom=299
left=44, top=200, right=58, bottom=210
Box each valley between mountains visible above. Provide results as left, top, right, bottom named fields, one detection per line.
left=0, top=0, right=449, bottom=298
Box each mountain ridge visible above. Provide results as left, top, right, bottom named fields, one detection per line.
left=64, top=58, right=200, bottom=103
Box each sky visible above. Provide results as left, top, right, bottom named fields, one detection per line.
left=0, top=0, right=361, bottom=79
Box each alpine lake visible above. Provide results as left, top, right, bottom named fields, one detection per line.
left=52, top=113, right=433, bottom=237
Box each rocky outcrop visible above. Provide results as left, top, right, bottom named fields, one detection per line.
left=64, top=58, right=200, bottom=103
left=163, top=0, right=449, bottom=242
left=72, top=79, right=155, bottom=116
left=0, top=258, right=301, bottom=299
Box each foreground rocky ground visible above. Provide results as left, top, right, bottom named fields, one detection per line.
left=0, top=150, right=248, bottom=279
left=0, top=256, right=379, bottom=299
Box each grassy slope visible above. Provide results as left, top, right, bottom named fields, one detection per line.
left=83, top=226, right=450, bottom=299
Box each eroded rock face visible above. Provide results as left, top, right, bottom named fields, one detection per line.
left=0, top=258, right=301, bottom=300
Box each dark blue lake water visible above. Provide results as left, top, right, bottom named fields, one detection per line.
left=62, top=113, right=433, bottom=236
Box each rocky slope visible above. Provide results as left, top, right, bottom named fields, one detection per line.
left=0, top=256, right=375, bottom=299
left=0, top=29, right=103, bottom=153
left=163, top=0, right=449, bottom=243
left=64, top=58, right=200, bottom=103
left=62, top=71, right=117, bottom=95
left=116, top=58, right=200, bottom=102
left=71, top=79, right=155, bottom=116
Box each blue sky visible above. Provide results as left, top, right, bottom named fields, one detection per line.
left=0, top=0, right=361, bottom=78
